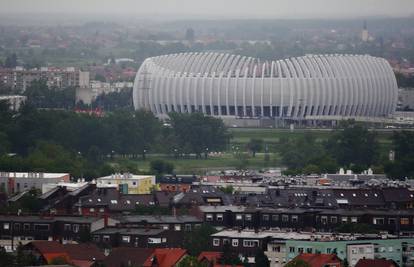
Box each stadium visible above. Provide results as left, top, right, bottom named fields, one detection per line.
left=133, top=52, right=398, bottom=126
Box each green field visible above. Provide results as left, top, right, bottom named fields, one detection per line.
left=111, top=128, right=395, bottom=174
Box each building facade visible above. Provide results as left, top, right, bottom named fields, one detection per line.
left=0, top=172, right=70, bottom=195
left=0, top=67, right=89, bottom=92
left=96, top=173, right=156, bottom=194
left=133, top=53, right=398, bottom=122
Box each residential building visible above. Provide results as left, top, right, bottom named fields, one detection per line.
left=289, top=253, right=342, bottom=267
left=23, top=241, right=105, bottom=266
left=142, top=248, right=187, bottom=267
left=355, top=259, right=398, bottom=267
left=0, top=95, right=26, bottom=111
left=0, top=172, right=70, bottom=195
left=157, top=175, right=197, bottom=193
left=0, top=67, right=89, bottom=92
left=96, top=173, right=156, bottom=194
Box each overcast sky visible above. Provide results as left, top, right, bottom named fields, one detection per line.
left=1, top=0, right=413, bottom=19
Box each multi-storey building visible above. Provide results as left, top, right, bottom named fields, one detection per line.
left=210, top=229, right=414, bottom=267
left=0, top=172, right=70, bottom=195
left=0, top=67, right=89, bottom=92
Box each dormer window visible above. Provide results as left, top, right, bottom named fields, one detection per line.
left=111, top=200, right=118, bottom=204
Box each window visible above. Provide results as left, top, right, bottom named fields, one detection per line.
left=289, top=247, right=295, bottom=253
left=388, top=218, right=396, bottom=225
left=388, top=247, right=393, bottom=252
left=64, top=224, right=71, bottom=231
left=122, top=236, right=130, bottom=243
left=321, top=216, right=328, bottom=224
left=366, top=247, right=373, bottom=253
left=213, top=238, right=220, bottom=246
left=206, top=214, right=213, bottom=221
left=272, top=246, right=280, bottom=252
left=23, top=224, right=30, bottom=230
left=291, top=215, right=298, bottom=223
left=373, top=218, right=384, bottom=225
left=306, top=248, right=312, bottom=253
left=232, top=239, right=239, bottom=247
left=341, top=217, right=348, bottom=223
left=263, top=215, right=269, bottom=221
left=111, top=200, right=118, bottom=204
left=14, top=223, right=20, bottom=231
left=245, top=214, right=252, bottom=221
left=216, top=214, right=223, bottom=221
left=243, top=240, right=259, bottom=247
left=99, top=208, right=105, bottom=213
left=327, top=248, right=332, bottom=254
left=358, top=247, right=364, bottom=254
left=282, top=215, right=289, bottom=222
left=223, top=239, right=230, bottom=245
left=185, top=224, right=191, bottom=231
left=298, top=247, right=304, bottom=253
left=72, top=224, right=79, bottom=233
left=401, top=218, right=410, bottom=225
left=103, top=235, right=110, bottom=242
left=236, top=214, right=243, bottom=220
left=93, top=235, right=100, bottom=242
left=34, top=224, right=49, bottom=231
left=331, top=217, right=338, bottom=224
left=89, top=208, right=95, bottom=212
left=272, top=215, right=279, bottom=221
left=174, top=224, right=181, bottom=231
left=351, top=217, right=358, bottom=223
left=161, top=224, right=169, bottom=230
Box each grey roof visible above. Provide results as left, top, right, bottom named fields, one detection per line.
left=92, top=227, right=165, bottom=236
left=0, top=215, right=101, bottom=224
left=119, top=215, right=202, bottom=224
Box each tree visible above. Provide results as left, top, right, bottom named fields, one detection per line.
left=326, top=122, right=379, bottom=168
left=247, top=138, right=263, bottom=157
left=183, top=224, right=217, bottom=256
left=385, top=131, right=414, bottom=179
left=150, top=159, right=174, bottom=177
left=4, top=53, right=17, bottom=68
left=254, top=249, right=270, bottom=267
left=218, top=243, right=242, bottom=265
left=169, top=113, right=230, bottom=158
left=285, top=258, right=312, bottom=267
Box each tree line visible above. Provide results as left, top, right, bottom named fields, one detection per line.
left=279, top=121, right=414, bottom=180
left=0, top=100, right=230, bottom=179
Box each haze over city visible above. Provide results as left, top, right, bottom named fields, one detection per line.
left=1, top=0, right=414, bottom=19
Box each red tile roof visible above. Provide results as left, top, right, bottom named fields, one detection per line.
left=143, top=248, right=187, bottom=267
left=26, top=241, right=104, bottom=267
left=355, top=259, right=397, bottom=267
left=293, top=253, right=342, bottom=267
left=198, top=251, right=222, bottom=263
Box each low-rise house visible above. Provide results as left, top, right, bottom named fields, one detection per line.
left=142, top=248, right=187, bottom=267
left=355, top=259, right=398, bottom=267
left=23, top=241, right=105, bottom=267
left=157, top=175, right=197, bottom=193
left=289, top=253, right=342, bottom=267
left=101, top=247, right=154, bottom=267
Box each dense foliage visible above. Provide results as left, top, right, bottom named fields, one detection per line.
left=0, top=101, right=230, bottom=179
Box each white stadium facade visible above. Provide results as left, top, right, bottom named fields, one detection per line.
left=133, top=52, right=398, bottom=126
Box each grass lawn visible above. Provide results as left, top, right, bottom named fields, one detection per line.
left=111, top=128, right=394, bottom=174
